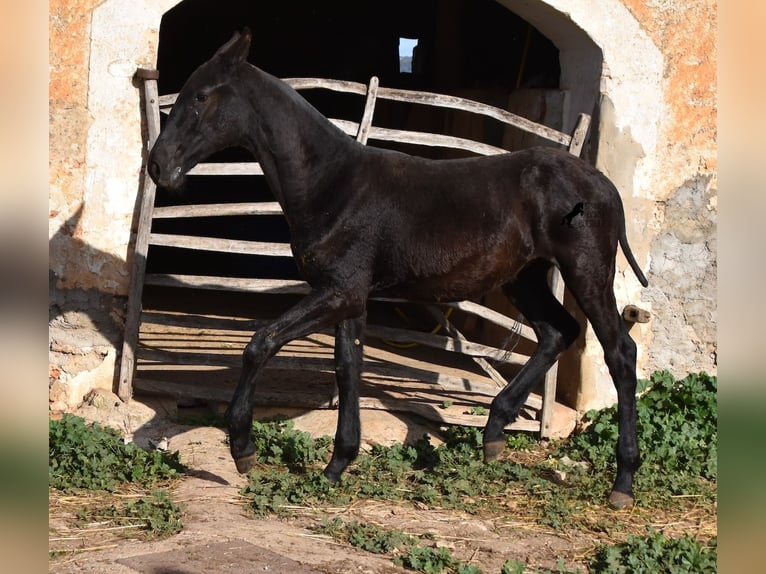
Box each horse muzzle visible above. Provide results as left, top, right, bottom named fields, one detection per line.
left=148, top=158, right=186, bottom=191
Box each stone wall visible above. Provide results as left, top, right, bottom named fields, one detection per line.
left=623, top=0, right=718, bottom=377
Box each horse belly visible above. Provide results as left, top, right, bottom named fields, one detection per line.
left=372, top=238, right=524, bottom=303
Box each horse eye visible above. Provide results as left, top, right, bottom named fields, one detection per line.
left=195, top=93, right=208, bottom=103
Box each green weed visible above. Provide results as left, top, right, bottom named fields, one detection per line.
left=315, top=517, right=417, bottom=554
left=589, top=529, right=717, bottom=573
left=49, top=414, right=183, bottom=492
left=555, top=371, right=717, bottom=506
left=49, top=414, right=185, bottom=541
left=501, top=558, right=582, bottom=574
left=76, top=490, right=184, bottom=538
left=315, top=517, right=481, bottom=573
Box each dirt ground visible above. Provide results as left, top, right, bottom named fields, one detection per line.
left=48, top=394, right=600, bottom=573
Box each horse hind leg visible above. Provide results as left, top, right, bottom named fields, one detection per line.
left=563, top=267, right=641, bottom=509
left=483, top=261, right=581, bottom=460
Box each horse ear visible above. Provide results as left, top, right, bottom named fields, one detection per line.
left=215, top=28, right=251, bottom=64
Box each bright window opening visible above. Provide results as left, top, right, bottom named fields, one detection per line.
left=399, top=37, right=419, bottom=74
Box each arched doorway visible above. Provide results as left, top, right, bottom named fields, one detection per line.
left=86, top=0, right=661, bottom=411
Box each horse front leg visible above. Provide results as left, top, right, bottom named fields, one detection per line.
left=324, top=313, right=366, bottom=482
left=226, top=288, right=365, bottom=473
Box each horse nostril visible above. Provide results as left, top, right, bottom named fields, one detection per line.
left=149, top=161, right=161, bottom=182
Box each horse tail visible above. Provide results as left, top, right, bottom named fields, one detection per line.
left=618, top=223, right=649, bottom=287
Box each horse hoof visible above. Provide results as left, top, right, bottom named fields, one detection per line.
left=234, top=453, right=257, bottom=474
left=609, top=490, right=635, bottom=509
left=483, top=440, right=506, bottom=462
left=323, top=470, right=341, bottom=484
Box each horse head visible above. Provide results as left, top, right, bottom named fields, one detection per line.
left=148, top=29, right=252, bottom=190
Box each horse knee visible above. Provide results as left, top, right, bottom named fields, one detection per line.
left=242, top=331, right=277, bottom=367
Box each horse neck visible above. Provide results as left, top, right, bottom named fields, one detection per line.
left=239, top=65, right=356, bottom=219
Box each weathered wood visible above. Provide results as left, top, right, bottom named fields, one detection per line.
left=148, top=233, right=293, bottom=257
left=622, top=304, right=651, bottom=324
left=366, top=324, right=528, bottom=366
left=376, top=86, right=572, bottom=147
left=152, top=202, right=283, bottom=219
left=441, top=300, right=537, bottom=343
left=356, top=76, right=379, bottom=144
left=425, top=305, right=508, bottom=389
left=567, top=113, right=591, bottom=156
left=366, top=126, right=508, bottom=156
left=136, top=346, right=500, bottom=396
left=540, top=267, right=565, bottom=438
left=145, top=274, right=309, bottom=294
left=118, top=75, right=162, bottom=402
left=283, top=77, right=369, bottom=95
left=188, top=162, right=263, bottom=176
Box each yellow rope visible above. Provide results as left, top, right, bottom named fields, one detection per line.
left=382, top=306, right=454, bottom=349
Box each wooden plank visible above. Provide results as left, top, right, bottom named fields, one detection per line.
left=567, top=113, right=591, bottom=156
left=425, top=305, right=507, bottom=389
left=356, top=76, right=379, bottom=144
left=144, top=274, right=309, bottom=294
left=152, top=202, right=283, bottom=218
left=140, top=310, right=261, bottom=331
left=442, top=300, right=537, bottom=343
left=540, top=268, right=565, bottom=438
left=188, top=162, right=263, bottom=176
left=283, top=77, right=369, bottom=95
left=158, top=80, right=571, bottom=147
left=118, top=76, right=162, bottom=401
left=366, top=126, right=508, bottom=156
left=376, top=86, right=571, bottom=147
left=159, top=114, right=359, bottom=139
left=328, top=118, right=361, bottom=137
left=136, top=346, right=502, bottom=396
left=148, top=233, right=293, bottom=257
left=366, top=325, right=528, bottom=365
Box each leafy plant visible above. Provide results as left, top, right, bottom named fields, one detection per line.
left=315, top=517, right=417, bottom=554
left=501, top=559, right=582, bottom=574
left=395, top=545, right=462, bottom=573
left=49, top=414, right=183, bottom=492
left=249, top=416, right=332, bottom=470
left=49, top=414, right=187, bottom=543
left=77, top=490, right=184, bottom=538
left=589, top=529, right=717, bottom=573
left=555, top=371, right=717, bottom=505
left=316, top=516, right=482, bottom=573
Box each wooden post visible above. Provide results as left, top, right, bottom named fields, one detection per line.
left=117, top=69, right=161, bottom=402
left=567, top=113, right=591, bottom=156
left=356, top=76, right=379, bottom=144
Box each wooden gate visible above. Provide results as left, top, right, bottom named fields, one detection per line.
left=118, top=69, right=590, bottom=436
